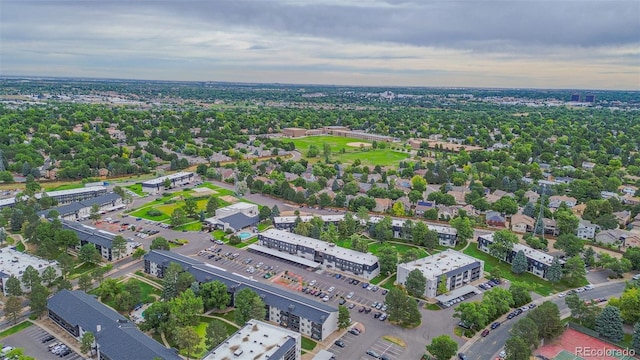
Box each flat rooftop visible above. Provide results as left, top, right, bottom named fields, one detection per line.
left=0, top=247, right=59, bottom=278
left=141, top=171, right=193, bottom=185
left=44, top=186, right=106, bottom=197
left=274, top=215, right=345, bottom=224
left=218, top=202, right=257, bottom=211
left=398, top=249, right=480, bottom=280
left=260, top=229, right=378, bottom=266
left=370, top=216, right=457, bottom=235
left=480, top=233, right=555, bottom=265
left=203, top=320, right=299, bottom=360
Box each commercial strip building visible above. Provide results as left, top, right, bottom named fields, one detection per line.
left=0, top=247, right=60, bottom=295
left=140, top=171, right=194, bottom=194
left=37, top=192, right=124, bottom=221
left=274, top=215, right=458, bottom=247
left=61, top=220, right=139, bottom=261
left=257, top=229, right=380, bottom=280
left=204, top=202, right=260, bottom=233
left=143, top=250, right=338, bottom=341
left=202, top=319, right=300, bottom=360
left=477, top=233, right=559, bottom=278
left=0, top=186, right=108, bottom=209
left=48, top=290, right=181, bottom=360
left=396, top=249, right=484, bottom=298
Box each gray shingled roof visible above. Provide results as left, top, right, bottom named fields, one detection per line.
left=217, top=212, right=259, bottom=231
left=48, top=290, right=181, bottom=360
left=145, top=250, right=337, bottom=323
left=38, top=193, right=121, bottom=218
left=61, top=220, right=115, bottom=249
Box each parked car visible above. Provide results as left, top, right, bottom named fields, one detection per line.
left=374, top=312, right=382, bottom=319
left=323, top=295, right=330, bottom=302
left=349, top=328, right=360, bottom=335
left=584, top=284, right=594, bottom=290
left=364, top=307, right=372, bottom=314
left=381, top=289, right=388, bottom=295
left=558, top=292, right=567, bottom=297
left=491, top=322, right=501, bottom=329
left=338, top=298, right=346, bottom=305
left=346, top=291, right=354, bottom=299
left=335, top=274, right=342, bottom=279
left=458, top=353, right=469, bottom=360
left=362, top=282, right=369, bottom=289
left=334, top=340, right=345, bottom=347
left=348, top=303, right=356, bottom=309
left=309, top=280, right=317, bottom=286
left=328, top=286, right=335, bottom=292
left=528, top=303, right=537, bottom=309
left=481, top=329, right=490, bottom=337
left=359, top=306, right=366, bottom=313
left=366, top=350, right=380, bottom=358
left=379, top=313, right=387, bottom=321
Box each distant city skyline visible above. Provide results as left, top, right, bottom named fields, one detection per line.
left=1, top=0, right=639, bottom=90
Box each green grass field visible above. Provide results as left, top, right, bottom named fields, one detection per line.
left=125, top=184, right=146, bottom=196
left=44, top=183, right=85, bottom=191
left=288, top=135, right=410, bottom=166
left=175, top=222, right=203, bottom=231
left=368, top=242, right=428, bottom=258
left=184, top=317, right=239, bottom=359
left=0, top=321, right=32, bottom=339
left=463, top=245, right=581, bottom=296
left=301, top=337, right=317, bottom=351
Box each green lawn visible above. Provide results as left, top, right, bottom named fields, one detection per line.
left=15, top=242, right=25, bottom=252
left=184, top=317, right=240, bottom=359
left=0, top=321, right=32, bottom=339
left=369, top=274, right=387, bottom=285
left=125, top=184, right=146, bottom=196
left=231, top=237, right=258, bottom=249
left=301, top=337, right=317, bottom=351
left=380, top=274, right=397, bottom=291
left=130, top=279, right=162, bottom=303
left=463, top=245, right=580, bottom=296
left=211, top=230, right=226, bottom=240
left=175, top=222, right=202, bottom=231
left=196, top=182, right=235, bottom=197
left=425, top=303, right=441, bottom=311
left=68, top=262, right=98, bottom=279
left=287, top=136, right=410, bottom=166
left=44, top=183, right=84, bottom=191
left=368, top=242, right=428, bottom=259
left=216, top=310, right=236, bottom=323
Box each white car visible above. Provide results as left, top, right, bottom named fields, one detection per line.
left=558, top=292, right=567, bottom=297
left=584, top=284, right=594, bottom=290
left=575, top=287, right=585, bottom=293
left=309, top=280, right=317, bottom=286
left=520, top=306, right=529, bottom=312
left=633, top=274, right=640, bottom=280
left=346, top=292, right=354, bottom=299
left=322, top=295, right=330, bottom=302
left=499, top=350, right=506, bottom=359
left=328, top=286, right=335, bottom=292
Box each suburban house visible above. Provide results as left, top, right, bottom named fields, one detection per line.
left=510, top=214, right=535, bottom=234
left=48, top=290, right=182, bottom=360
left=548, top=195, right=578, bottom=209
left=613, top=210, right=632, bottom=227
left=595, top=229, right=640, bottom=247
left=576, top=219, right=600, bottom=240
left=485, top=211, right=506, bottom=228
left=144, top=250, right=339, bottom=341
left=396, top=250, right=484, bottom=298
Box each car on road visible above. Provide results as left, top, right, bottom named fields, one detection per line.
left=346, top=291, right=354, bottom=299
left=481, top=329, right=490, bottom=337
left=490, top=322, right=501, bottom=329
left=558, top=292, right=567, bottom=297
left=584, top=284, right=594, bottom=290
left=366, top=349, right=380, bottom=358
left=633, top=274, right=640, bottom=280
left=334, top=340, right=345, bottom=347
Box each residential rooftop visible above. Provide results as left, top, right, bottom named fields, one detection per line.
left=260, top=229, right=379, bottom=266
left=480, top=233, right=556, bottom=265
left=141, top=171, right=193, bottom=185
left=0, top=247, right=59, bottom=279
left=203, top=320, right=300, bottom=360
left=0, top=186, right=106, bottom=208
left=397, top=249, right=480, bottom=280
left=370, top=216, right=458, bottom=235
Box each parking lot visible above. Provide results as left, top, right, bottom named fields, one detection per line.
left=2, top=324, right=82, bottom=360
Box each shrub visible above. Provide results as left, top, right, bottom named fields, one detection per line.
left=146, top=209, right=163, bottom=217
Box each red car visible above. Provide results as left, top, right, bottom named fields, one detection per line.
left=481, top=329, right=490, bottom=337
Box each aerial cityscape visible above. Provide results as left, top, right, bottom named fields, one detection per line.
left=0, top=1, right=639, bottom=360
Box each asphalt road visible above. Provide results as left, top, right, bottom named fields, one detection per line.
left=462, top=281, right=628, bottom=360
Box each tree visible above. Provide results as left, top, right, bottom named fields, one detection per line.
left=124, top=280, right=142, bottom=304
left=391, top=201, right=405, bottom=216
left=596, top=306, right=624, bottom=343
left=405, top=268, right=426, bottom=297
left=510, top=317, right=539, bottom=350
left=633, top=322, right=640, bottom=354
left=79, top=243, right=101, bottom=264
left=401, top=248, right=422, bottom=264
left=554, top=234, right=584, bottom=257
left=600, top=256, right=632, bottom=278
left=488, top=230, right=518, bottom=262
left=42, top=266, right=58, bottom=286
left=162, top=262, right=183, bottom=300
left=270, top=205, right=280, bottom=219
left=177, top=271, right=196, bottom=293
left=511, top=250, right=528, bottom=274
left=89, top=204, right=101, bottom=222
left=5, top=275, right=23, bottom=296
left=169, top=289, right=203, bottom=327
left=623, top=247, right=640, bottom=270
left=454, top=302, right=489, bottom=330
left=449, top=216, right=474, bottom=246
left=28, top=284, right=50, bottom=316
left=384, top=287, right=421, bottom=327
left=92, top=266, right=108, bottom=282
left=504, top=336, right=531, bottom=360
left=563, top=255, right=587, bottom=287
left=56, top=252, right=74, bottom=279
left=150, top=236, right=170, bottom=250
left=163, top=178, right=172, bottom=189
left=493, top=196, right=519, bottom=216
left=509, top=282, right=532, bottom=308
left=426, top=334, right=458, bottom=360
left=527, top=301, right=563, bottom=340
left=170, top=208, right=187, bottom=227
left=111, top=235, right=128, bottom=260
left=373, top=216, right=393, bottom=242
left=4, top=296, right=22, bottom=324
left=556, top=211, right=579, bottom=236
left=205, top=321, right=228, bottom=350
left=258, top=206, right=272, bottom=221
left=21, top=265, right=41, bottom=291
left=411, top=175, right=427, bottom=193
left=206, top=196, right=219, bottom=216
left=338, top=305, right=351, bottom=329
left=183, top=198, right=198, bottom=218
left=174, top=327, right=201, bottom=360
left=618, top=288, right=640, bottom=324
left=57, top=278, right=73, bottom=292
left=484, top=287, right=514, bottom=319
left=80, top=331, right=95, bottom=356
left=437, top=274, right=448, bottom=295
left=132, top=247, right=146, bottom=259
left=565, top=293, right=600, bottom=329
left=78, top=273, right=93, bottom=292
left=98, top=278, right=120, bottom=301
left=350, top=234, right=369, bottom=253
left=583, top=246, right=596, bottom=267
left=200, top=280, right=231, bottom=310
left=378, top=243, right=398, bottom=275
left=234, top=288, right=266, bottom=325
left=546, top=256, right=563, bottom=282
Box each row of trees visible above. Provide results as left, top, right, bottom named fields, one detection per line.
left=503, top=302, right=564, bottom=360
left=454, top=284, right=531, bottom=332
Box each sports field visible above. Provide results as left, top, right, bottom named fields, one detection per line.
left=287, top=135, right=410, bottom=166
left=536, top=328, right=636, bottom=360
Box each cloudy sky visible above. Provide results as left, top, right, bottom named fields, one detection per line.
left=1, top=0, right=639, bottom=89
